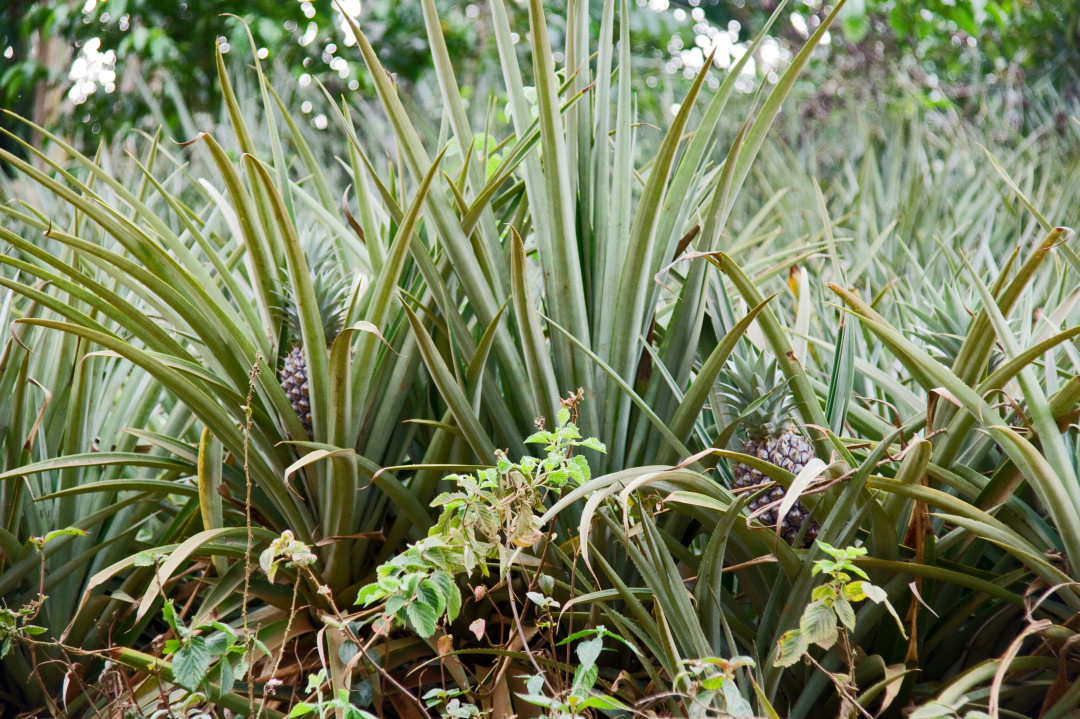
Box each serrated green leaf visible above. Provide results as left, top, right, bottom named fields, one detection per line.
left=203, top=632, right=230, bottom=656
left=835, top=597, right=857, bottom=631
left=578, top=437, right=605, bottom=452
left=419, top=579, right=445, bottom=618
left=428, top=571, right=461, bottom=621
left=800, top=602, right=838, bottom=649
left=385, top=595, right=407, bottom=615
left=171, top=636, right=213, bottom=691
left=842, top=581, right=868, bottom=603
left=133, top=552, right=157, bottom=567
left=406, top=599, right=439, bottom=638
left=161, top=600, right=181, bottom=632
left=218, top=656, right=235, bottom=695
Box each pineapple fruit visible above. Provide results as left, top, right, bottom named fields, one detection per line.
left=279, top=261, right=351, bottom=436
left=716, top=350, right=819, bottom=547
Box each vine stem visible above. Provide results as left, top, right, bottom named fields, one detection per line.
left=257, top=579, right=300, bottom=719
left=242, top=357, right=262, bottom=715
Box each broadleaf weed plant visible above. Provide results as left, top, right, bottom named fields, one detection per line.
left=354, top=401, right=768, bottom=715
left=775, top=543, right=906, bottom=716
left=357, top=397, right=606, bottom=638
left=159, top=598, right=263, bottom=696
left=515, top=629, right=631, bottom=719
left=287, top=669, right=377, bottom=719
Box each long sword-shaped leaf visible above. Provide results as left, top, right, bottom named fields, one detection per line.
left=528, top=0, right=593, bottom=392
left=602, top=41, right=713, bottom=464
left=709, top=253, right=832, bottom=458
left=15, top=318, right=311, bottom=538
left=657, top=293, right=776, bottom=465
left=831, top=284, right=1080, bottom=585
left=511, top=230, right=559, bottom=422
left=401, top=302, right=496, bottom=462
left=419, top=0, right=504, bottom=293
left=340, top=11, right=530, bottom=399
left=352, top=147, right=446, bottom=407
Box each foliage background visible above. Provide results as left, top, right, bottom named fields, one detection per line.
left=3, top=0, right=1078, bottom=154
left=0, top=0, right=1079, bottom=717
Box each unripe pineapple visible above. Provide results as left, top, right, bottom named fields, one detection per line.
left=716, top=350, right=819, bottom=547
left=279, top=264, right=351, bottom=436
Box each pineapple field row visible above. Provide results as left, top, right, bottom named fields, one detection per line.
left=1, top=0, right=1079, bottom=717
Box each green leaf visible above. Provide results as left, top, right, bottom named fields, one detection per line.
left=429, top=571, right=462, bottom=621
left=203, top=632, right=231, bottom=656
left=835, top=597, right=857, bottom=631
left=723, top=681, right=756, bottom=718
left=576, top=695, right=629, bottom=711
left=41, top=527, right=87, bottom=545
left=578, top=438, right=606, bottom=453
left=218, top=656, right=236, bottom=695
left=161, top=600, right=183, bottom=633
left=800, top=602, right=838, bottom=650
left=171, top=636, right=213, bottom=691
left=406, top=599, right=439, bottom=638
left=575, top=636, right=604, bottom=669
left=289, top=703, right=317, bottom=718
left=571, top=661, right=600, bottom=696
left=861, top=582, right=888, bottom=604
left=354, top=582, right=384, bottom=604
left=524, top=673, right=546, bottom=697
left=862, top=582, right=908, bottom=638
left=418, top=579, right=444, bottom=618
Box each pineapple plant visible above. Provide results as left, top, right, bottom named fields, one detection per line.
left=716, top=349, right=819, bottom=546
left=279, top=255, right=352, bottom=436
left=908, top=285, right=1002, bottom=373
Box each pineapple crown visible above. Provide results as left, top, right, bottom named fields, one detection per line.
left=277, top=240, right=352, bottom=346
left=716, top=346, right=798, bottom=441
left=907, top=285, right=1000, bottom=370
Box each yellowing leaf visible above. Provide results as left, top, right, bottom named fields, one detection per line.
left=774, top=630, right=809, bottom=668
